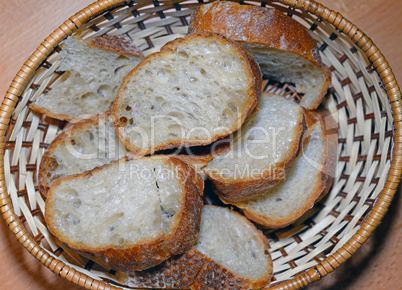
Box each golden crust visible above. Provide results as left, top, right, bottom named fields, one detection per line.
left=210, top=169, right=287, bottom=204
left=45, top=155, right=204, bottom=272
left=242, top=110, right=338, bottom=229
left=117, top=248, right=206, bottom=289
left=113, top=31, right=262, bottom=155
left=189, top=1, right=331, bottom=110
left=118, top=206, right=273, bottom=289
left=87, top=233, right=171, bottom=272
left=85, top=35, right=144, bottom=57
left=313, top=110, right=338, bottom=203
left=164, top=157, right=204, bottom=255
left=189, top=2, right=316, bottom=62
left=191, top=257, right=270, bottom=290
left=205, top=95, right=307, bottom=203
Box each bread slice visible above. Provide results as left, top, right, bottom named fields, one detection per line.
left=113, top=31, right=262, bottom=155
left=189, top=1, right=331, bottom=110
left=234, top=111, right=338, bottom=229
left=30, top=35, right=144, bottom=121
left=39, top=111, right=129, bottom=196
left=45, top=155, right=204, bottom=272
left=118, top=205, right=273, bottom=289
left=204, top=94, right=306, bottom=203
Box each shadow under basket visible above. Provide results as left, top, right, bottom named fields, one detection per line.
left=1, top=0, right=401, bottom=289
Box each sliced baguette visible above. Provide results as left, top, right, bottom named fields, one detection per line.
left=189, top=1, right=331, bottom=110
left=45, top=155, right=204, bottom=271
left=30, top=35, right=144, bottom=121
left=234, top=111, right=338, bottom=228
left=118, top=205, right=273, bottom=289
left=39, top=111, right=129, bottom=196
left=204, top=94, right=306, bottom=202
left=113, top=31, right=262, bottom=155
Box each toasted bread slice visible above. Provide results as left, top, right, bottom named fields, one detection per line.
left=189, top=1, right=331, bottom=110
left=30, top=35, right=144, bottom=121
left=45, top=155, right=204, bottom=272
left=204, top=94, right=306, bottom=202
left=113, top=32, right=262, bottom=155
left=235, top=111, right=338, bottom=228
left=118, top=205, right=273, bottom=289
left=39, top=111, right=128, bottom=196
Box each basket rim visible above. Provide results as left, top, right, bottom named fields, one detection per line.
left=0, top=0, right=400, bottom=289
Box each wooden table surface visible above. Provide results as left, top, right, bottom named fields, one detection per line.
left=0, top=1, right=401, bottom=289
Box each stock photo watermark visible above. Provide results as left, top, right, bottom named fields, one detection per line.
left=61, top=110, right=339, bottom=180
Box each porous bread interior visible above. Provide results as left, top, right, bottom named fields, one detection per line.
left=32, top=36, right=142, bottom=119
left=116, top=36, right=252, bottom=151
left=239, top=119, right=326, bottom=219
left=43, top=114, right=128, bottom=189
left=242, top=43, right=325, bottom=108
left=47, top=158, right=182, bottom=248
left=205, top=95, right=303, bottom=179
left=195, top=206, right=269, bottom=279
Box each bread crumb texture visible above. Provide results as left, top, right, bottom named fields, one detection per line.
left=114, top=32, right=260, bottom=154
left=39, top=112, right=128, bottom=192
left=31, top=36, right=143, bottom=120
left=46, top=157, right=181, bottom=247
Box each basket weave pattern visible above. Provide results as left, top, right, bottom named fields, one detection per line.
left=0, top=0, right=401, bottom=289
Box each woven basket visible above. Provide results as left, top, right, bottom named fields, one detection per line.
left=1, top=0, right=400, bottom=289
